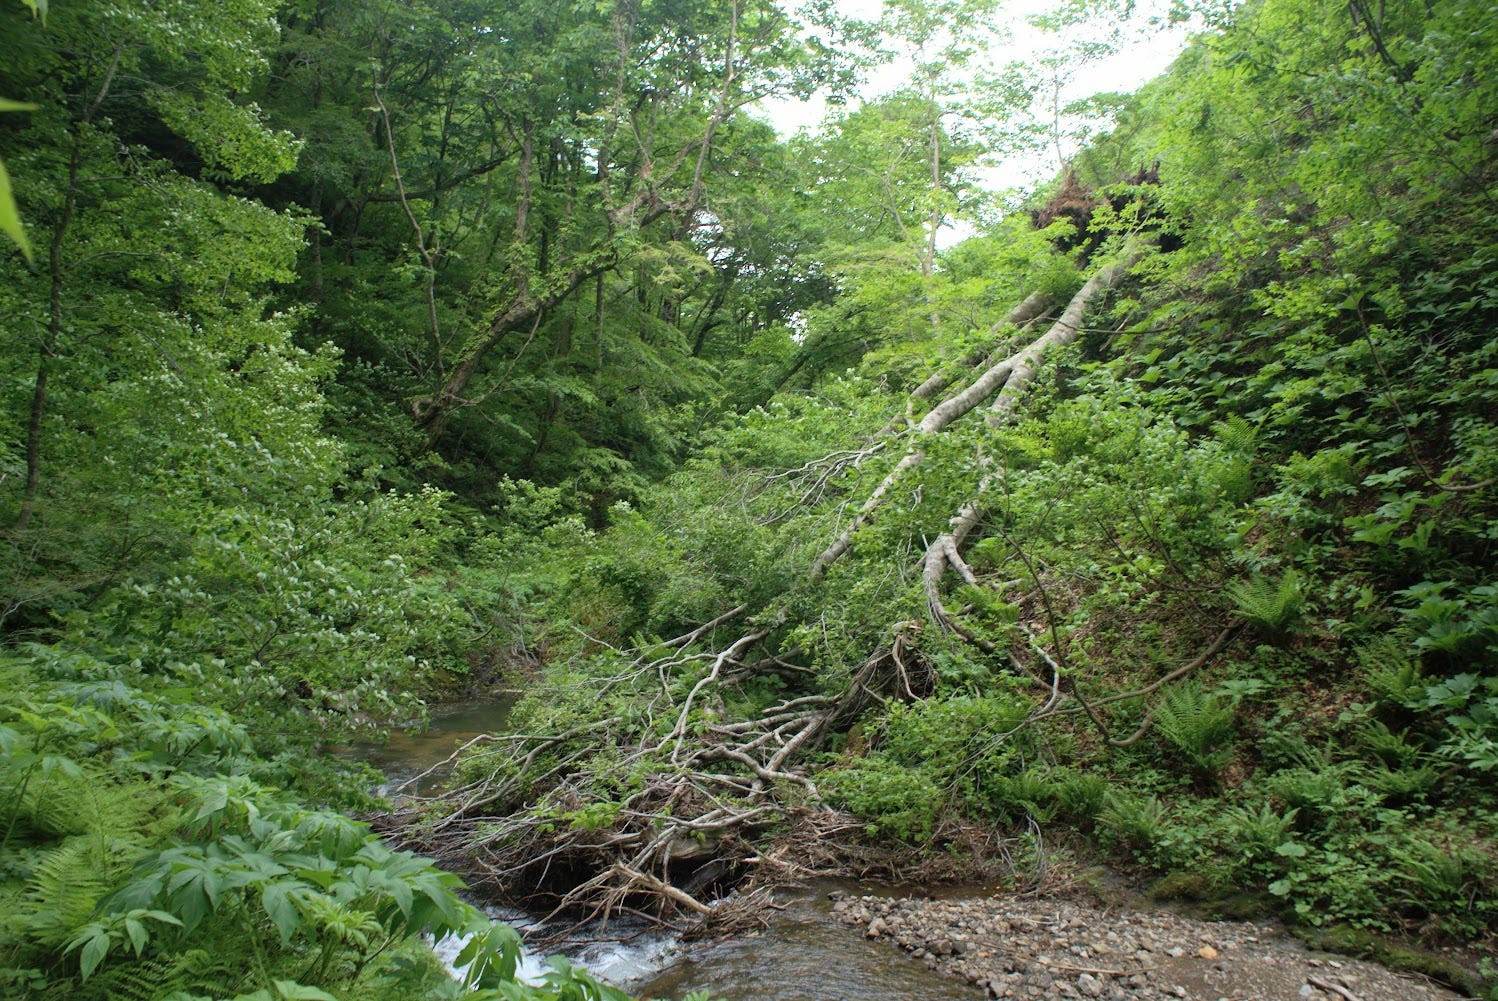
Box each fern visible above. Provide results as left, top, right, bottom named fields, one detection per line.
left=9, top=778, right=156, bottom=952
left=1358, top=637, right=1424, bottom=707
left=1098, top=790, right=1167, bottom=852
left=1052, top=771, right=1109, bottom=821
left=15, top=769, right=91, bottom=839
left=1153, top=680, right=1235, bottom=778
left=1263, top=758, right=1377, bottom=827
left=1220, top=801, right=1298, bottom=861
left=59, top=947, right=248, bottom=1001
left=19, top=838, right=117, bottom=949
left=22, top=768, right=156, bottom=842
left=1212, top=414, right=1260, bottom=454
left=1356, top=719, right=1430, bottom=769
left=1227, top=568, right=1304, bottom=637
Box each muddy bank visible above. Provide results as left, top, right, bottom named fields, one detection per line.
left=831, top=892, right=1464, bottom=1001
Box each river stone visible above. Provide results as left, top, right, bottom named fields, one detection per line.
left=834, top=890, right=1469, bottom=1001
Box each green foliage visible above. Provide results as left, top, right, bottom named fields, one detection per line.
left=0, top=0, right=1493, bottom=978
left=1226, top=570, right=1305, bottom=638
left=1097, top=791, right=1169, bottom=860
left=0, top=651, right=583, bottom=1001
left=0, top=101, right=33, bottom=263
left=1151, top=680, right=1235, bottom=780
left=1217, top=802, right=1299, bottom=874
left=822, top=762, right=947, bottom=842
left=825, top=692, right=1035, bottom=841
left=420, top=0, right=1498, bottom=961
left=1360, top=638, right=1425, bottom=709
left=1419, top=674, right=1498, bottom=772
left=1399, top=581, right=1498, bottom=661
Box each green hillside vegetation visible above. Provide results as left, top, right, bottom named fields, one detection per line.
left=2, top=0, right=1496, bottom=998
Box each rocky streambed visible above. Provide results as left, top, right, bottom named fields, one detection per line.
left=831, top=891, right=1465, bottom=1001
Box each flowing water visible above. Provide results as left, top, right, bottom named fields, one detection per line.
left=628, top=883, right=982, bottom=1001
left=343, top=699, right=979, bottom=999
left=428, top=884, right=982, bottom=1001
left=342, top=695, right=517, bottom=796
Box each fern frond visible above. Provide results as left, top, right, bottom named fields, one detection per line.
left=1098, top=791, right=1167, bottom=851
left=60, top=947, right=248, bottom=1001
left=1220, top=801, right=1297, bottom=858
left=22, top=768, right=157, bottom=841
left=1212, top=414, right=1259, bottom=454
left=20, top=838, right=115, bottom=949
left=1153, top=679, right=1235, bottom=777
left=1358, top=637, right=1424, bottom=706
left=1227, top=568, right=1304, bottom=636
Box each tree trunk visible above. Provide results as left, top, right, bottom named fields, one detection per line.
left=13, top=139, right=86, bottom=534
left=810, top=250, right=1140, bottom=577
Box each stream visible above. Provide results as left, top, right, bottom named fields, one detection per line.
left=342, top=696, right=517, bottom=796
left=342, top=698, right=980, bottom=1000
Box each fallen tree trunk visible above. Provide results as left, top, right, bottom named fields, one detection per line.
left=908, top=289, right=1054, bottom=402
left=811, top=249, right=1141, bottom=578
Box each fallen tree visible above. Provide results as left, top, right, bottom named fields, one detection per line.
left=383, top=242, right=1243, bottom=933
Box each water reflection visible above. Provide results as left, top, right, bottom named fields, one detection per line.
left=343, top=696, right=515, bottom=796
left=631, top=885, right=981, bottom=1001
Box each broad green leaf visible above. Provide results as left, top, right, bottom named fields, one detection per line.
left=124, top=917, right=146, bottom=956
left=78, top=930, right=110, bottom=980
left=4, top=154, right=37, bottom=257
left=261, top=880, right=304, bottom=944
left=37, top=753, right=85, bottom=780
left=193, top=780, right=231, bottom=821
left=0, top=99, right=39, bottom=112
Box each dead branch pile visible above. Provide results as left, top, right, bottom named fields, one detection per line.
left=383, top=629, right=915, bottom=935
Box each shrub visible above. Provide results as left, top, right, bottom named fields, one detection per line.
left=822, top=761, right=946, bottom=842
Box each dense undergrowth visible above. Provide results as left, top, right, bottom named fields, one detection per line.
left=0, top=643, right=677, bottom=1000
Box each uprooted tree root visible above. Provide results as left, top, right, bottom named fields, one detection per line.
left=377, top=244, right=1243, bottom=939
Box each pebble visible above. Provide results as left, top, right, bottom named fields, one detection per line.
left=830, top=890, right=1468, bottom=1001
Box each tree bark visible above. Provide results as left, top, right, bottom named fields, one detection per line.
left=909, top=289, right=1052, bottom=402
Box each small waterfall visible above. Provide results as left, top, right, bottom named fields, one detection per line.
left=431, top=904, right=681, bottom=990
